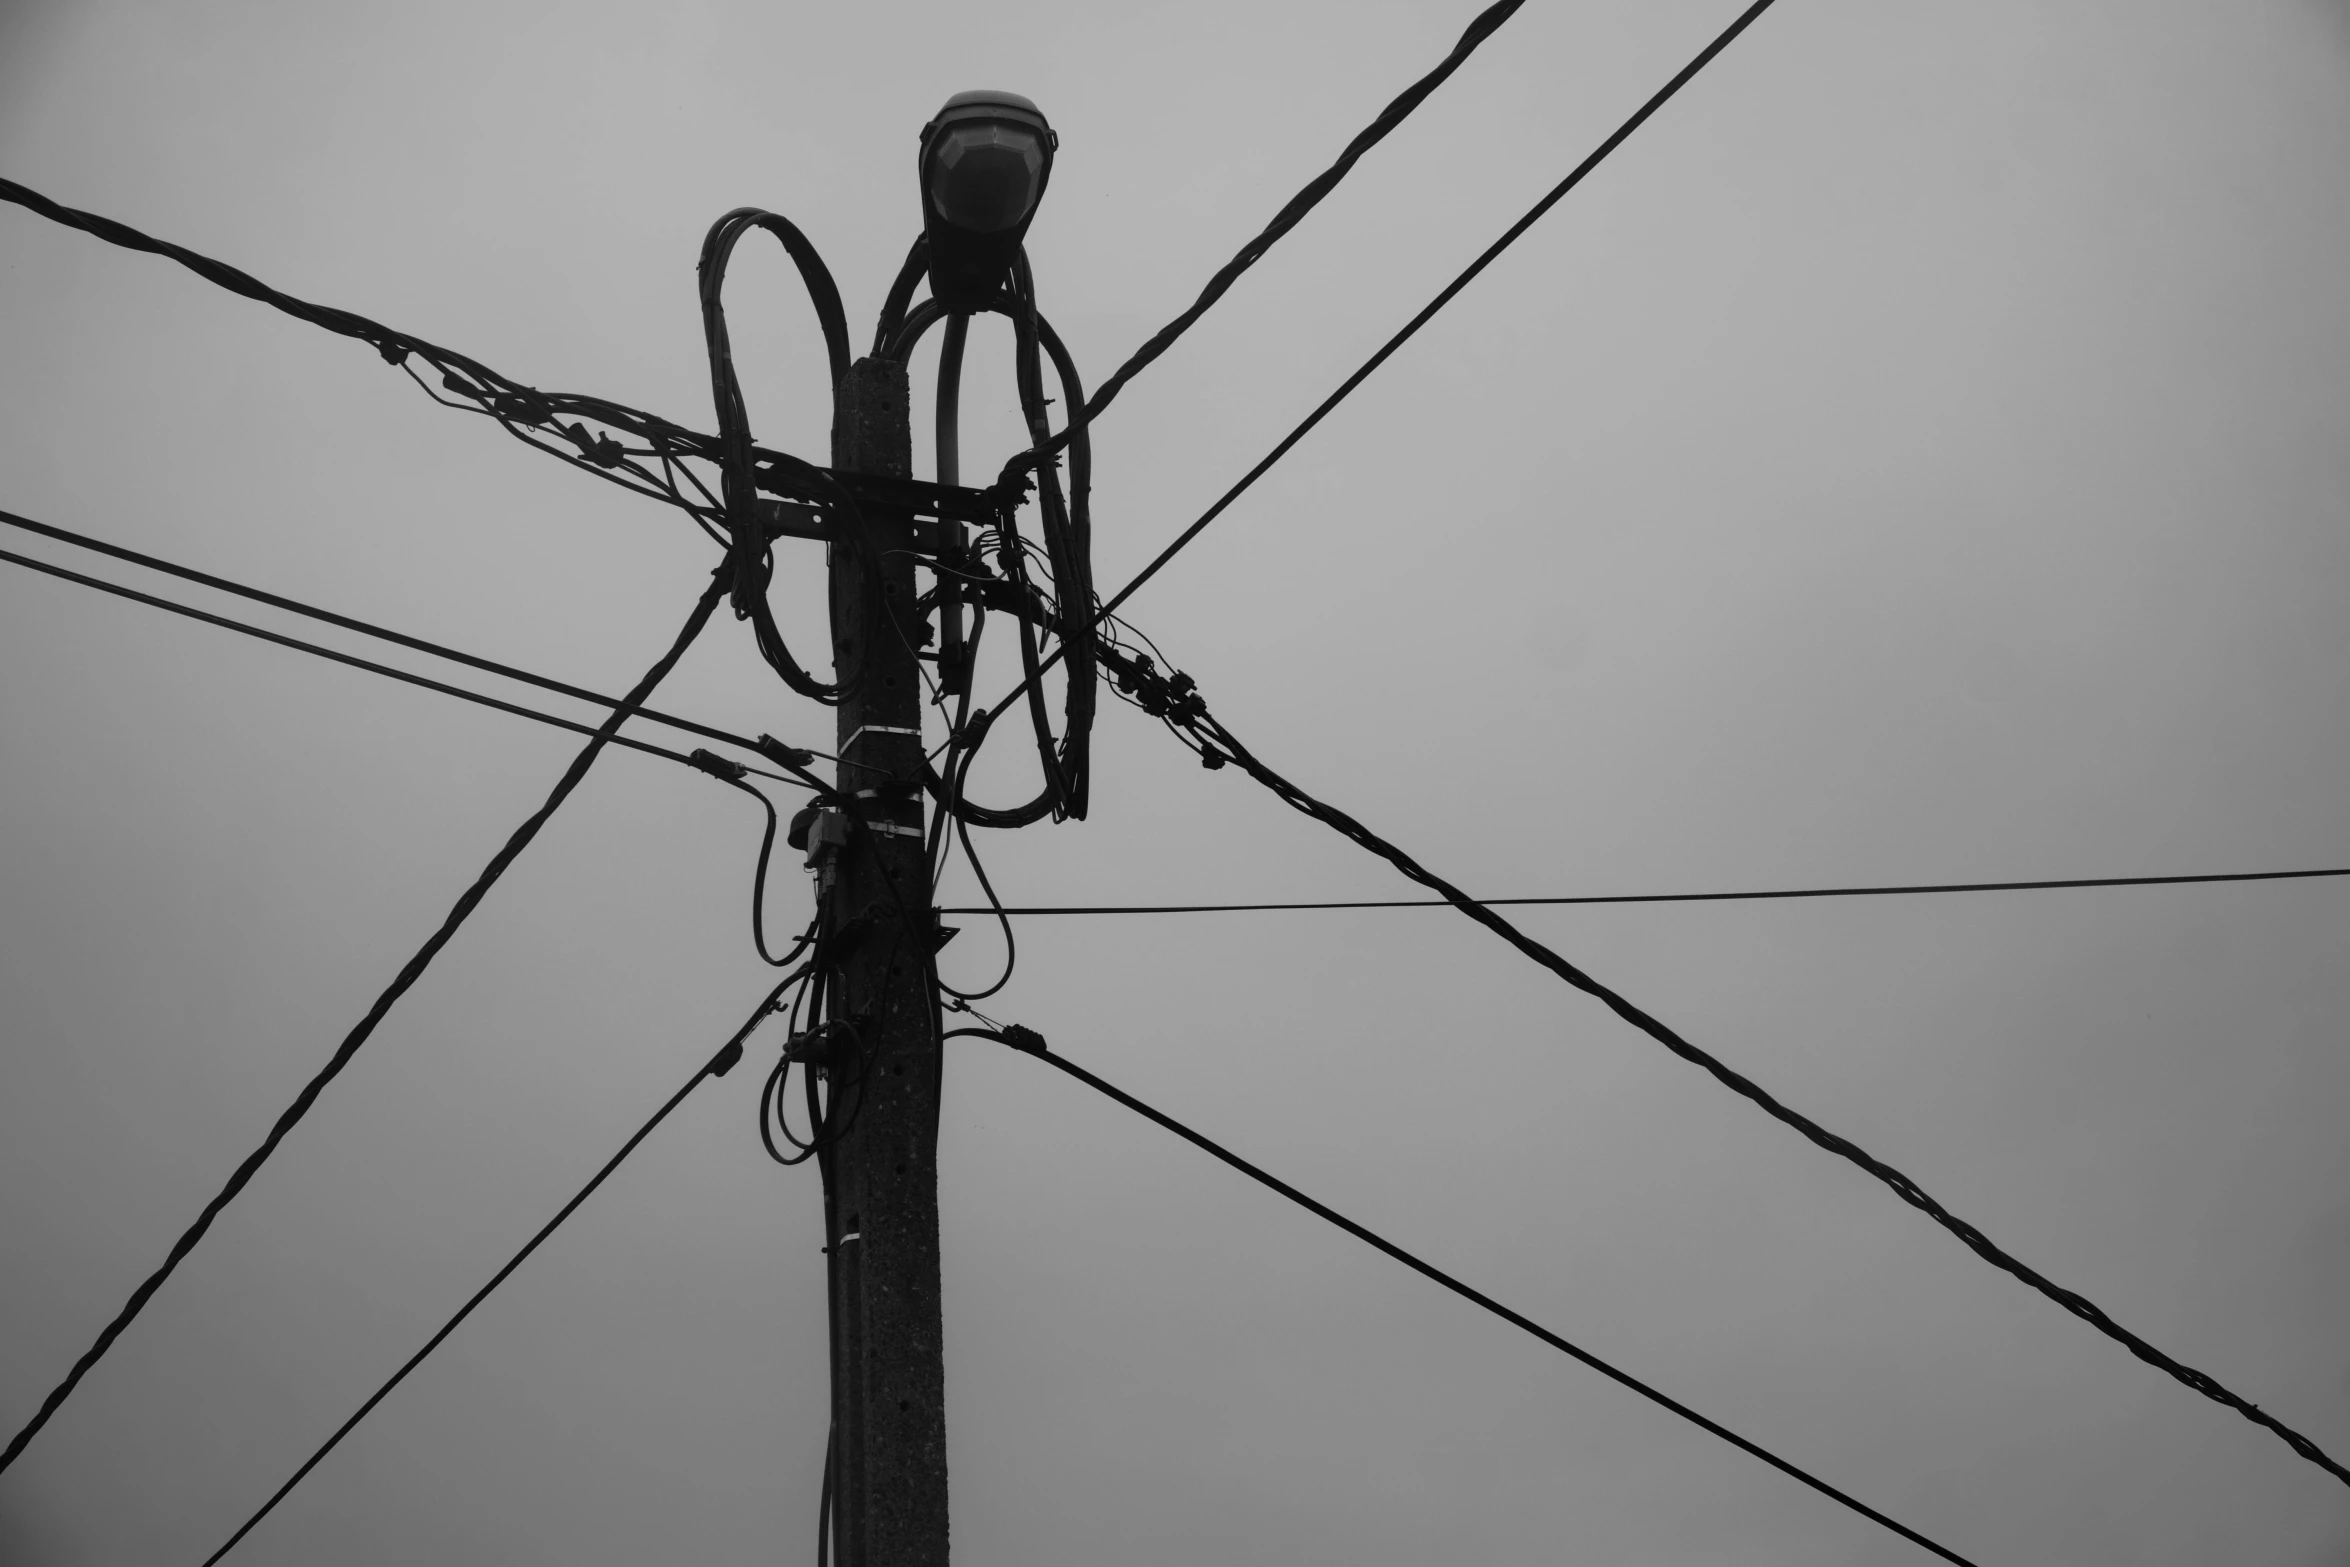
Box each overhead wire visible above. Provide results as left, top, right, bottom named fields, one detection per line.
left=0, top=545, right=802, bottom=784
left=1091, top=644, right=2350, bottom=1490
left=0, top=569, right=732, bottom=1476
left=946, top=0, right=1792, bottom=761
left=0, top=506, right=804, bottom=765
left=197, top=983, right=780, bottom=1565
left=1101, top=0, right=1783, bottom=619
left=997, top=0, right=1528, bottom=481
left=939, top=864, right=2350, bottom=915
left=952, top=1023, right=1977, bottom=1567
left=0, top=177, right=738, bottom=535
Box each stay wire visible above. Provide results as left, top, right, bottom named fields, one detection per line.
left=0, top=507, right=816, bottom=771
left=0, top=570, right=731, bottom=1476
left=197, top=986, right=777, bottom=1566
left=937, top=865, right=2350, bottom=915
left=1098, top=645, right=2350, bottom=1490
left=1000, top=0, right=1528, bottom=480
left=952, top=1026, right=1975, bottom=1566
left=1103, top=0, right=1784, bottom=620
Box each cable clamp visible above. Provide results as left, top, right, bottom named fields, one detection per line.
left=688, top=748, right=749, bottom=782
left=756, top=734, right=818, bottom=772
left=997, top=1024, right=1048, bottom=1056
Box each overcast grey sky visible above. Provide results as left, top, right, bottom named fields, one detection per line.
left=4, top=0, right=2349, bottom=1562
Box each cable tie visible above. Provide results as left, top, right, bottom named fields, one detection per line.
left=837, top=1231, right=862, bottom=1245
left=997, top=1024, right=1048, bottom=1055
left=843, top=724, right=920, bottom=750
left=756, top=734, right=818, bottom=771
left=687, top=748, right=748, bottom=782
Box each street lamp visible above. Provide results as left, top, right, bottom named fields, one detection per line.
left=918, top=89, right=1056, bottom=311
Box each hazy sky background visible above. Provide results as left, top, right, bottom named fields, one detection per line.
left=3, top=0, right=2349, bottom=1562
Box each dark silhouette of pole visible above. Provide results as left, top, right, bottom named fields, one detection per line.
left=825, top=355, right=949, bottom=1567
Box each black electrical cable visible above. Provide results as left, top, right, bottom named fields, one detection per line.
left=938, top=865, right=2350, bottom=915
left=1000, top=0, right=1528, bottom=479
left=952, top=1024, right=1976, bottom=1566
left=706, top=771, right=823, bottom=967
left=0, top=546, right=801, bottom=786
left=1092, top=644, right=2350, bottom=1491
left=697, top=207, right=866, bottom=705
left=0, top=177, right=742, bottom=532
left=890, top=275, right=1098, bottom=828
left=1102, top=0, right=1783, bottom=618
left=934, top=784, right=1017, bottom=1003
left=0, top=571, right=731, bottom=1477
left=197, top=988, right=776, bottom=1566
left=0, top=506, right=793, bottom=763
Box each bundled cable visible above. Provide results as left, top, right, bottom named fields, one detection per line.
left=883, top=260, right=1099, bottom=827
left=697, top=207, right=871, bottom=703
left=0, top=178, right=749, bottom=538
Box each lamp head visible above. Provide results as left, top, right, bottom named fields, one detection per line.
left=918, top=89, right=1056, bottom=312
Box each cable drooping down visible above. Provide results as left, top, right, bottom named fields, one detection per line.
left=953, top=1022, right=1978, bottom=1567
left=1089, top=636, right=2350, bottom=1492
left=0, top=569, right=732, bottom=1477
left=878, top=247, right=1099, bottom=829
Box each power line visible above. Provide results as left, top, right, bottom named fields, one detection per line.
left=0, top=507, right=786, bottom=762
left=948, top=0, right=1785, bottom=746
left=940, top=865, right=2350, bottom=916
left=1102, top=0, right=1782, bottom=620
left=200, top=986, right=775, bottom=1565
left=954, top=1023, right=1977, bottom=1566
left=1011, top=0, right=1526, bottom=471
left=1094, top=643, right=2350, bottom=1490
left=0, top=546, right=802, bottom=788
left=0, top=177, right=728, bottom=532
left=0, top=571, right=730, bottom=1476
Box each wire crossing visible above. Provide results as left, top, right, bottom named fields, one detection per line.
left=1093, top=645, right=2350, bottom=1490
left=0, top=571, right=730, bottom=1476
left=954, top=1024, right=1977, bottom=1566
left=199, top=988, right=777, bottom=1565
left=938, top=865, right=2350, bottom=915
left=947, top=0, right=1789, bottom=748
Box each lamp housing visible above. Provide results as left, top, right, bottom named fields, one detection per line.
left=918, top=89, right=1056, bottom=312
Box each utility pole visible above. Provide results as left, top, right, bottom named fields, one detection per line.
left=824, top=353, right=949, bottom=1567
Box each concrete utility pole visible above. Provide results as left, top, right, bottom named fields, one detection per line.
left=824, top=353, right=949, bottom=1567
